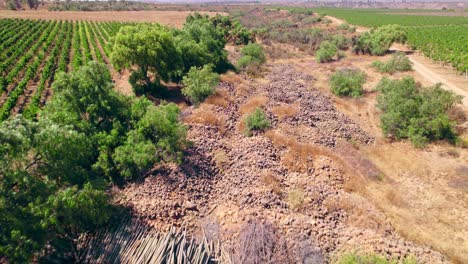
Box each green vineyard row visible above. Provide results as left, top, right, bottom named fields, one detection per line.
left=313, top=8, right=468, bottom=73
left=0, top=19, right=128, bottom=121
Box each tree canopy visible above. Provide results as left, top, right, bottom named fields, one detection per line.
left=0, top=62, right=188, bottom=262
left=111, top=24, right=181, bottom=95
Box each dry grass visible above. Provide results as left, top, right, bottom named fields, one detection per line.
left=213, top=149, right=229, bottom=169
left=0, top=10, right=221, bottom=27
left=220, top=72, right=244, bottom=84
left=183, top=105, right=225, bottom=132
left=271, top=103, right=299, bottom=120
left=239, top=95, right=268, bottom=115
left=287, top=188, right=305, bottom=211
left=205, top=89, right=230, bottom=108
left=281, top=145, right=314, bottom=173
left=235, top=83, right=251, bottom=97
left=261, top=172, right=282, bottom=196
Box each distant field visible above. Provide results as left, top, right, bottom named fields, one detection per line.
left=313, top=8, right=468, bottom=26
left=313, top=8, right=468, bottom=73
left=0, top=10, right=222, bottom=28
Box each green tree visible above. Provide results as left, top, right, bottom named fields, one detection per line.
left=182, top=65, right=219, bottom=105
left=172, top=14, right=232, bottom=81
left=0, top=116, right=111, bottom=263
left=111, top=24, right=181, bottom=95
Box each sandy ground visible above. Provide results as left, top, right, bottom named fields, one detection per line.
left=0, top=10, right=223, bottom=28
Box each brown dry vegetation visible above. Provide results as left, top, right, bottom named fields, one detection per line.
left=238, top=95, right=268, bottom=115
left=205, top=89, right=231, bottom=108
left=0, top=10, right=222, bottom=27
left=183, top=104, right=226, bottom=132
left=271, top=103, right=300, bottom=120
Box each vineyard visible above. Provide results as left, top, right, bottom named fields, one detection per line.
left=314, top=8, right=468, bottom=74
left=0, top=18, right=127, bottom=121
left=406, top=25, right=468, bottom=73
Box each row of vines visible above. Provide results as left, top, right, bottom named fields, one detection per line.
left=0, top=18, right=128, bottom=121
left=406, top=25, right=468, bottom=73
left=312, top=8, right=468, bottom=75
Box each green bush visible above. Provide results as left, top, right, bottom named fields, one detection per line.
left=353, top=25, right=407, bottom=56
left=182, top=65, right=219, bottom=104
left=238, top=43, right=267, bottom=68
left=337, top=23, right=350, bottom=30
left=376, top=77, right=462, bottom=147
left=330, top=34, right=349, bottom=50
left=244, top=108, right=270, bottom=136
left=316, top=41, right=338, bottom=63
left=372, top=52, right=413, bottom=73
left=330, top=68, right=366, bottom=97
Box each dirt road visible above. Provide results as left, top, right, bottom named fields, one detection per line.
left=409, top=54, right=468, bottom=106
left=327, top=16, right=468, bottom=107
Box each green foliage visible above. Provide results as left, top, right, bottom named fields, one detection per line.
left=376, top=77, right=462, bottom=147
left=182, top=65, right=219, bottom=104
left=372, top=52, right=413, bottom=73
left=353, top=25, right=407, bottom=56
left=111, top=24, right=181, bottom=95
left=330, top=34, right=349, bottom=50
left=406, top=25, right=467, bottom=73
left=209, top=14, right=254, bottom=45
left=173, top=14, right=232, bottom=81
left=316, top=41, right=338, bottom=63
left=244, top=108, right=270, bottom=136
left=0, top=116, right=111, bottom=263
left=0, top=62, right=189, bottom=261
left=238, top=43, right=267, bottom=67
left=337, top=23, right=350, bottom=30
left=313, top=8, right=468, bottom=27
left=330, top=68, right=366, bottom=97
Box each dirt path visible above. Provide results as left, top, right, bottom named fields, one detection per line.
left=410, top=55, right=468, bottom=105
left=326, top=15, right=468, bottom=107
left=325, top=16, right=366, bottom=33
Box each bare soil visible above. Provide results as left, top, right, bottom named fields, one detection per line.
left=0, top=10, right=223, bottom=28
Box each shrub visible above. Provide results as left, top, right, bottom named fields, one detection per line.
left=337, top=23, right=350, bottom=30
left=376, top=77, right=462, bottom=147
left=330, top=69, right=366, bottom=97
left=372, top=52, right=413, bottom=73
left=182, top=65, right=219, bottom=104
left=353, top=24, right=407, bottom=56
left=238, top=43, right=267, bottom=69
left=316, top=41, right=338, bottom=63
left=244, top=107, right=270, bottom=136
left=330, top=34, right=349, bottom=50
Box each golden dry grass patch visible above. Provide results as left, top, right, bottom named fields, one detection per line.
left=239, top=95, right=268, bottom=115
left=205, top=89, right=231, bottom=108
left=183, top=104, right=225, bottom=132
left=271, top=103, right=300, bottom=120
left=261, top=171, right=282, bottom=196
